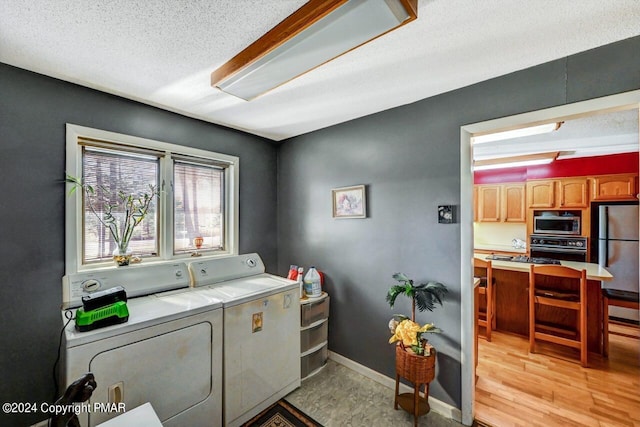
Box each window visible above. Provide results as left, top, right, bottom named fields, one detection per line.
left=173, top=159, right=225, bottom=254
left=65, top=124, right=239, bottom=273
left=82, top=146, right=161, bottom=262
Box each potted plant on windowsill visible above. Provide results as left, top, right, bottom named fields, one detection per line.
left=386, top=273, right=447, bottom=356
left=66, top=174, right=160, bottom=266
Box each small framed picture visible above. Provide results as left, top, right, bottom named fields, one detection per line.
left=332, top=185, right=366, bottom=218
left=438, top=205, right=454, bottom=224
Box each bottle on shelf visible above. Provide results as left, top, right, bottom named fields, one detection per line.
left=297, top=267, right=305, bottom=299
left=287, top=265, right=298, bottom=280
left=303, top=266, right=322, bottom=298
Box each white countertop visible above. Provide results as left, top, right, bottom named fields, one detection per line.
left=473, top=253, right=613, bottom=281
left=474, top=244, right=527, bottom=254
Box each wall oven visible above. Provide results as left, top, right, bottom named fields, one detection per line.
left=533, top=214, right=581, bottom=235
left=529, top=235, right=587, bottom=262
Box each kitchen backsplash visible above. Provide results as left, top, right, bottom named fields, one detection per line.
left=474, top=222, right=527, bottom=253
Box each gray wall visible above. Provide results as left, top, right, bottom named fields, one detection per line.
left=2, top=35, right=639, bottom=425
left=277, top=36, right=640, bottom=409
left=0, top=63, right=278, bottom=426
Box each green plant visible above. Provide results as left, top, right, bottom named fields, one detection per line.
left=386, top=273, right=447, bottom=355
left=386, top=273, right=448, bottom=321
left=65, top=174, right=160, bottom=253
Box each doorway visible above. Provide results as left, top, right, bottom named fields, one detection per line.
left=459, top=90, right=640, bottom=425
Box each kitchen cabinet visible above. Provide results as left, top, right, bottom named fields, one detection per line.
left=477, top=185, right=500, bottom=222
left=558, top=178, right=589, bottom=208
left=526, top=178, right=588, bottom=209
left=526, top=180, right=555, bottom=208
left=473, top=186, right=478, bottom=222
left=300, top=293, right=329, bottom=379
left=476, top=183, right=525, bottom=222
left=502, top=184, right=526, bottom=222
left=591, top=173, right=638, bottom=201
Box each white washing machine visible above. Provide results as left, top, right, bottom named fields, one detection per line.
left=61, top=262, right=223, bottom=427
left=189, top=253, right=300, bottom=427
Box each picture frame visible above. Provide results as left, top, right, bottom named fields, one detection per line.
left=332, top=185, right=366, bottom=218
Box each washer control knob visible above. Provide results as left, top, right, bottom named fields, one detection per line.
left=200, top=268, right=207, bottom=276
left=576, top=241, right=583, bottom=247
left=246, top=258, right=257, bottom=268
left=82, top=279, right=101, bottom=292
left=175, top=270, right=183, bottom=277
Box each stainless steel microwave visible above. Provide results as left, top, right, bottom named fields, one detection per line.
left=533, top=215, right=581, bottom=235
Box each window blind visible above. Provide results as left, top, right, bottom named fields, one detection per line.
left=82, top=146, right=160, bottom=262
left=173, top=160, right=225, bottom=254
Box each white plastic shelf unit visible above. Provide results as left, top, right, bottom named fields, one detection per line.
left=300, top=292, right=329, bottom=379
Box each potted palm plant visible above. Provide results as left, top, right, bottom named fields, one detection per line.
left=387, top=273, right=447, bottom=355
left=387, top=273, right=447, bottom=421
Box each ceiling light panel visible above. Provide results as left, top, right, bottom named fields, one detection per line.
left=473, top=151, right=559, bottom=170
left=212, top=0, right=418, bottom=100
left=472, top=122, right=562, bottom=144
left=473, top=158, right=554, bottom=171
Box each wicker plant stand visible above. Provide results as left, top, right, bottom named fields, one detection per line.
left=394, top=344, right=436, bottom=427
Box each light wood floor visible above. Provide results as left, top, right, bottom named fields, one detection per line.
left=474, top=323, right=640, bottom=427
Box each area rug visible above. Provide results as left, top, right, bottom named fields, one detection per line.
left=241, top=400, right=323, bottom=427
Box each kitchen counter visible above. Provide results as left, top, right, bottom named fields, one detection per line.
left=474, top=244, right=526, bottom=254
left=473, top=253, right=612, bottom=353
left=473, top=253, right=613, bottom=281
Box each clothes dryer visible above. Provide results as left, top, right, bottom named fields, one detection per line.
left=189, top=253, right=300, bottom=427
left=62, top=262, right=223, bottom=427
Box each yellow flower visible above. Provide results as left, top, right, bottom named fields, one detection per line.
left=389, top=320, right=438, bottom=346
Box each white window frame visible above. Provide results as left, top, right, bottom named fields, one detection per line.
left=65, top=123, right=239, bottom=274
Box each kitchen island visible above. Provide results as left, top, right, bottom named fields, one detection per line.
left=473, top=253, right=612, bottom=353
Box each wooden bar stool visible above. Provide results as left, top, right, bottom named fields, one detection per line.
left=528, top=265, right=587, bottom=367
left=474, top=258, right=496, bottom=341
left=602, top=288, right=640, bottom=357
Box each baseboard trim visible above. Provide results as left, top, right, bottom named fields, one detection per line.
left=328, top=350, right=462, bottom=423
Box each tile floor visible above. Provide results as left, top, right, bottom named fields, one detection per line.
left=286, top=359, right=464, bottom=427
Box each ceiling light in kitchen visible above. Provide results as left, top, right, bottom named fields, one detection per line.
left=211, top=0, right=418, bottom=101
left=472, top=122, right=563, bottom=144
left=473, top=151, right=559, bottom=171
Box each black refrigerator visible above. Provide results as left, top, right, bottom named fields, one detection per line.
left=596, top=203, right=639, bottom=323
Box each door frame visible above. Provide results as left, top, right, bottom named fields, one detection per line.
left=459, top=89, right=640, bottom=426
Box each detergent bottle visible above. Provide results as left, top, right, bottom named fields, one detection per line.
left=303, top=267, right=322, bottom=298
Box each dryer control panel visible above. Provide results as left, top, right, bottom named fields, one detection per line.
left=62, top=262, right=190, bottom=309
left=190, top=253, right=266, bottom=287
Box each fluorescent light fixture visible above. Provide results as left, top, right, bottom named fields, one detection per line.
left=211, top=0, right=418, bottom=100
left=473, top=152, right=559, bottom=171
left=472, top=122, right=563, bottom=144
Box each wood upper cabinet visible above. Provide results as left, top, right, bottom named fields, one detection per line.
left=526, top=180, right=555, bottom=208
left=558, top=178, right=589, bottom=208
left=591, top=173, right=638, bottom=201
left=502, top=184, right=526, bottom=222
left=473, top=186, right=478, bottom=222
left=476, top=183, right=525, bottom=222
left=526, top=178, right=588, bottom=208
left=477, top=185, right=501, bottom=222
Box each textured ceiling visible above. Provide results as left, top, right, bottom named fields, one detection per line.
left=1, top=1, right=640, bottom=142
left=474, top=109, right=639, bottom=161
